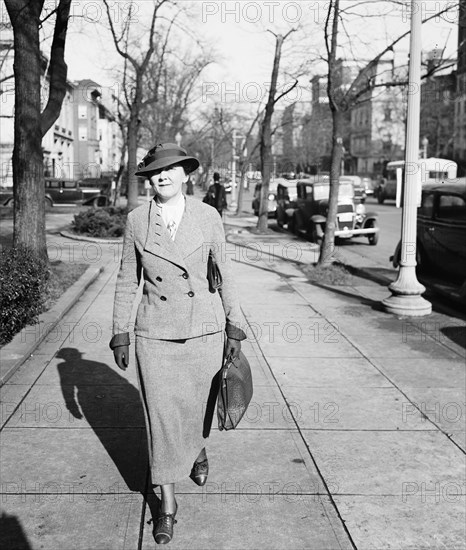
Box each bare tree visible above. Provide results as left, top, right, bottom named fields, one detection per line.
left=103, top=0, right=172, bottom=211
left=140, top=51, right=212, bottom=146
left=4, top=0, right=71, bottom=257
left=318, top=0, right=456, bottom=265
left=257, top=29, right=297, bottom=233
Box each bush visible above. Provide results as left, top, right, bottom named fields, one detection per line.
left=72, top=206, right=128, bottom=238
left=0, top=246, right=50, bottom=346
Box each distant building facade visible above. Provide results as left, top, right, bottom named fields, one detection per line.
left=420, top=70, right=456, bottom=159
left=349, top=59, right=406, bottom=176
left=42, top=83, right=75, bottom=179
left=0, top=57, right=121, bottom=185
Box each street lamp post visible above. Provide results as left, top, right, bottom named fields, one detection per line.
left=382, top=0, right=431, bottom=316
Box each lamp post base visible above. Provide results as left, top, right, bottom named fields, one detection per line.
left=382, top=266, right=432, bottom=317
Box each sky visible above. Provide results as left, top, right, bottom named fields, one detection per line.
left=48, top=0, right=460, bottom=117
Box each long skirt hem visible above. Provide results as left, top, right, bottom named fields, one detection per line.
left=135, top=332, right=223, bottom=486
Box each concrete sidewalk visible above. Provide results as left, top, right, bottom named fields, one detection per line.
left=1, top=218, right=465, bottom=549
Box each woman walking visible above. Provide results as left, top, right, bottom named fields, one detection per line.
left=109, top=143, right=246, bottom=545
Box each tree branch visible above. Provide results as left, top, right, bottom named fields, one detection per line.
left=40, top=0, right=72, bottom=136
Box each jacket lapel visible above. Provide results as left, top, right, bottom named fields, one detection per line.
left=143, top=199, right=187, bottom=270
left=175, top=197, right=206, bottom=260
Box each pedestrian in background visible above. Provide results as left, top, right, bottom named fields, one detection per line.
left=204, top=172, right=227, bottom=218
left=185, top=175, right=194, bottom=195
left=109, top=143, right=246, bottom=545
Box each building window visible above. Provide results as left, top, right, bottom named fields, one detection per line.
left=384, top=107, right=392, bottom=121
left=79, top=127, right=87, bottom=141
left=78, top=105, right=87, bottom=119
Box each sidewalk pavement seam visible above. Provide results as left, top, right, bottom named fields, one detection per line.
left=0, top=265, right=104, bottom=387
left=285, top=278, right=466, bottom=456
left=238, top=303, right=358, bottom=550
left=228, top=228, right=466, bottom=363
left=0, top=264, right=120, bottom=431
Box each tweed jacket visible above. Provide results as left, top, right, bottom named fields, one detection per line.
left=110, top=196, right=245, bottom=346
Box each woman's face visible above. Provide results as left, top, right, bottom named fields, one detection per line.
left=149, top=164, right=188, bottom=204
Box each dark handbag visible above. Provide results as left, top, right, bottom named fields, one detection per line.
left=217, top=351, right=253, bottom=431
left=207, top=250, right=222, bottom=293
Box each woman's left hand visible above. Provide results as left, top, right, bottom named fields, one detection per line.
left=226, top=337, right=241, bottom=360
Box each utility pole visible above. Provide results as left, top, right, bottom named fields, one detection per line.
left=382, top=0, right=431, bottom=316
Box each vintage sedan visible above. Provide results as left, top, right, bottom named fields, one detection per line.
left=45, top=178, right=109, bottom=207
left=252, top=178, right=289, bottom=217
left=391, top=183, right=466, bottom=283
left=1, top=179, right=108, bottom=207
left=291, top=179, right=379, bottom=244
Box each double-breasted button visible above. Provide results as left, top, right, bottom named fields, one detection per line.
left=187, top=291, right=195, bottom=297
left=182, top=273, right=189, bottom=279
left=160, top=296, right=167, bottom=301
left=156, top=276, right=162, bottom=282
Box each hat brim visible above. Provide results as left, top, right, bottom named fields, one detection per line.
left=135, top=156, right=199, bottom=176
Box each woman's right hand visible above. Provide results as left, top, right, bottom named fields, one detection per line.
left=113, top=345, right=129, bottom=370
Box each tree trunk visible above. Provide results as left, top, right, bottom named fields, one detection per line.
left=319, top=109, right=343, bottom=264
left=257, top=34, right=284, bottom=233
left=6, top=0, right=46, bottom=257
left=126, top=109, right=139, bottom=210
left=319, top=0, right=341, bottom=266
left=235, top=162, right=248, bottom=215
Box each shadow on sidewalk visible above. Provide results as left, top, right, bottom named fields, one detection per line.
left=0, top=512, right=32, bottom=550
left=55, top=348, right=162, bottom=529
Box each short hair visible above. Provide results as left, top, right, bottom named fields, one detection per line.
left=213, top=172, right=220, bottom=181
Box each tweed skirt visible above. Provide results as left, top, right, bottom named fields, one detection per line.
left=135, top=331, right=224, bottom=485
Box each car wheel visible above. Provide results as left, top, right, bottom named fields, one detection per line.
left=45, top=197, right=53, bottom=209
left=5, top=198, right=14, bottom=207
left=367, top=220, right=379, bottom=245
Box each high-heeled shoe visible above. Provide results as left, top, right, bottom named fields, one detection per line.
left=154, top=501, right=178, bottom=545
left=190, top=452, right=209, bottom=486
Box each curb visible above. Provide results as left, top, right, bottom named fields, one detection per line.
left=0, top=265, right=104, bottom=387
left=226, top=229, right=464, bottom=302
left=60, top=229, right=123, bottom=244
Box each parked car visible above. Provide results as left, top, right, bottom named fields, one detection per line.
left=391, top=183, right=466, bottom=283
left=340, top=175, right=366, bottom=203
left=44, top=178, right=108, bottom=207
left=291, top=178, right=379, bottom=244
left=360, top=176, right=375, bottom=196
left=276, top=182, right=298, bottom=227
left=1, top=179, right=109, bottom=207
left=252, top=178, right=289, bottom=217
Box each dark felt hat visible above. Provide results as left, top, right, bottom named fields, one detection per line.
left=135, top=143, right=199, bottom=176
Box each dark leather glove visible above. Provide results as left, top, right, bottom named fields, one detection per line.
left=113, top=345, right=129, bottom=370
left=226, top=338, right=241, bottom=361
